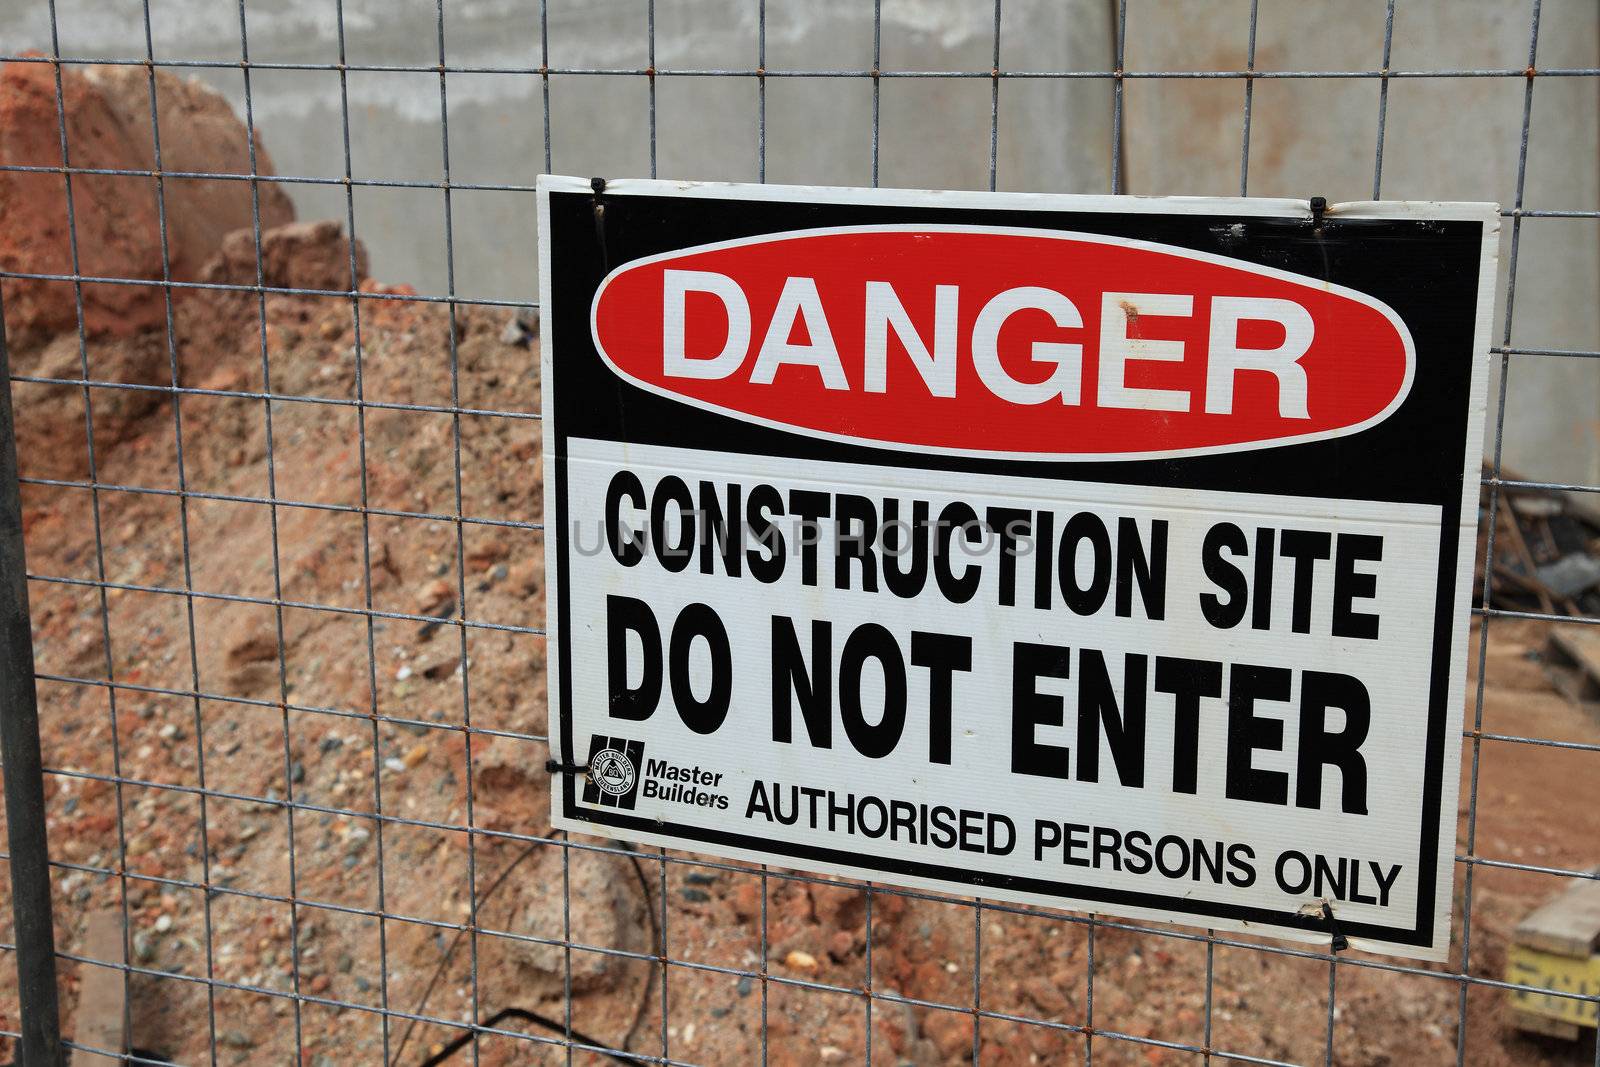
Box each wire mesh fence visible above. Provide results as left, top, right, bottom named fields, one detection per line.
left=0, top=0, right=1598, bottom=1064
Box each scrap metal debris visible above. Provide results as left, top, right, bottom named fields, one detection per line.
left=1478, top=463, right=1600, bottom=617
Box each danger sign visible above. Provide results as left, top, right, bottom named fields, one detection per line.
left=538, top=177, right=1497, bottom=961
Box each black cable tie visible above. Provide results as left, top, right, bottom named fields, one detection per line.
left=545, top=758, right=590, bottom=776
left=591, top=175, right=610, bottom=272
left=1310, top=194, right=1328, bottom=235
left=1321, top=901, right=1349, bottom=953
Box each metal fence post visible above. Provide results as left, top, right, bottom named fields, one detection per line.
left=0, top=295, right=65, bottom=1067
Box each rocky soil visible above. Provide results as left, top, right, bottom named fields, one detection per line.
left=3, top=57, right=1599, bottom=1067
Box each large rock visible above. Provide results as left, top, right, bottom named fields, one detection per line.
left=9, top=331, right=169, bottom=481
left=508, top=845, right=650, bottom=993
left=200, top=220, right=369, bottom=293
left=82, top=65, right=296, bottom=278
left=0, top=55, right=294, bottom=346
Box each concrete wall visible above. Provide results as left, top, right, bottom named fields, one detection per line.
left=1121, top=0, right=1600, bottom=484
left=5, top=0, right=1595, bottom=481
left=3, top=0, right=1113, bottom=301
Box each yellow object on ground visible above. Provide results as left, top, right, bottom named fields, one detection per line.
left=1507, top=943, right=1600, bottom=1039
left=1506, top=869, right=1600, bottom=1040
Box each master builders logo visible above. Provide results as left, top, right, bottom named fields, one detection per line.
left=584, top=735, right=645, bottom=810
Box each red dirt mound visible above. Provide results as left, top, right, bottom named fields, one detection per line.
left=0, top=55, right=295, bottom=347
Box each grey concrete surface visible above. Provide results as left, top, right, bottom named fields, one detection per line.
left=1122, top=0, right=1600, bottom=485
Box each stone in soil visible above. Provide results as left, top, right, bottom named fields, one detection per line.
left=507, top=848, right=648, bottom=993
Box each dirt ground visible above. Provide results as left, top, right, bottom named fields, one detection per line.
left=4, top=56, right=1600, bottom=1067
left=3, top=269, right=1598, bottom=1066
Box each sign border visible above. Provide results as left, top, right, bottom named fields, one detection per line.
left=537, top=175, right=1499, bottom=961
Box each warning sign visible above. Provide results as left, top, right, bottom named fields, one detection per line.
left=537, top=177, right=1497, bottom=961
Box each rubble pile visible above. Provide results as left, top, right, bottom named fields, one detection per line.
left=0, top=55, right=294, bottom=346
left=1479, top=465, right=1600, bottom=617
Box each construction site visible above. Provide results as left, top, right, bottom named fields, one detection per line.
left=3, top=2, right=1600, bottom=1064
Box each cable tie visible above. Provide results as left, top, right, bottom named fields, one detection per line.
left=545, top=759, right=590, bottom=776
left=1321, top=901, right=1349, bottom=953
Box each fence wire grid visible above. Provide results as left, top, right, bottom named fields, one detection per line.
left=0, top=0, right=1598, bottom=1065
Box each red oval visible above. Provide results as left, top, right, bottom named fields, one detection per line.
left=589, top=226, right=1414, bottom=460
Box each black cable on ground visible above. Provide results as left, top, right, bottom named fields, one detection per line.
left=394, top=828, right=662, bottom=1066
left=416, top=1007, right=647, bottom=1067
left=616, top=841, right=661, bottom=1054
left=391, top=833, right=549, bottom=1064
